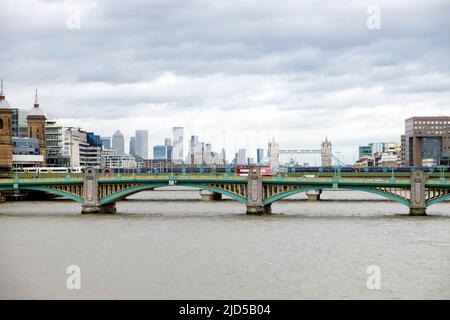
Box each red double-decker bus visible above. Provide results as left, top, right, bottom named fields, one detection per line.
left=236, top=165, right=272, bottom=176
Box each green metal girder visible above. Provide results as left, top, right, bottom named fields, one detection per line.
left=426, top=193, right=450, bottom=207
left=263, top=185, right=411, bottom=207
left=99, top=182, right=248, bottom=205
left=0, top=185, right=83, bottom=203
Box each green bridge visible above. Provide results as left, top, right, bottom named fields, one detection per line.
left=1, top=167, right=449, bottom=215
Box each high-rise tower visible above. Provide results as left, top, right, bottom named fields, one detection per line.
left=112, top=130, right=125, bottom=155
left=27, top=89, right=47, bottom=165
left=0, top=79, right=13, bottom=173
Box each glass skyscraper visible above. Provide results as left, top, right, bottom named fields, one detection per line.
left=257, top=148, right=264, bottom=164
left=172, top=127, right=184, bottom=162
left=112, top=130, right=125, bottom=155
left=100, top=137, right=111, bottom=150
left=129, top=136, right=136, bottom=156
left=153, top=145, right=167, bottom=160
left=135, top=130, right=148, bottom=159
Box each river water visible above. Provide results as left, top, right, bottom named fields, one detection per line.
left=1, top=188, right=449, bottom=299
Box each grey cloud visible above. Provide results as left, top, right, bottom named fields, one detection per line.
left=1, top=0, right=450, bottom=161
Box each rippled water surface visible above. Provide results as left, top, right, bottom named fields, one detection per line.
left=1, top=189, right=449, bottom=299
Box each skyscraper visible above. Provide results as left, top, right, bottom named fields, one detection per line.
left=135, top=130, right=148, bottom=159
left=237, top=148, right=246, bottom=165
left=100, top=136, right=111, bottom=149
left=129, top=136, right=136, bottom=156
left=153, top=145, right=167, bottom=160
left=112, top=130, right=125, bottom=155
left=172, top=127, right=184, bottom=162
left=257, top=148, right=264, bottom=164
left=165, top=137, right=172, bottom=161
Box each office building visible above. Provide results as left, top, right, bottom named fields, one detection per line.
left=153, top=145, right=167, bottom=160
left=236, top=148, right=246, bottom=165
left=112, top=130, right=125, bottom=155
left=46, top=114, right=69, bottom=166
left=172, top=127, right=184, bottom=162
left=357, top=142, right=401, bottom=167
left=129, top=136, right=136, bottom=156
left=100, top=137, right=111, bottom=150
left=359, top=146, right=372, bottom=158
left=64, top=128, right=101, bottom=167
left=135, top=130, right=148, bottom=159
left=101, top=153, right=137, bottom=168
left=257, top=148, right=264, bottom=164
left=403, top=116, right=450, bottom=166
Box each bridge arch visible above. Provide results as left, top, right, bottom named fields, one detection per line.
left=99, top=182, right=248, bottom=205
left=426, top=193, right=450, bottom=207
left=0, top=186, right=84, bottom=203
left=263, top=186, right=411, bottom=207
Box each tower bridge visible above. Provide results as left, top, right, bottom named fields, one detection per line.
left=0, top=168, right=449, bottom=216
left=272, top=137, right=334, bottom=168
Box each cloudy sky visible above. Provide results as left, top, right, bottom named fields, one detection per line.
left=1, top=0, right=449, bottom=163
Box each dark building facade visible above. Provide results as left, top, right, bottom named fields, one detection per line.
left=404, top=117, right=450, bottom=166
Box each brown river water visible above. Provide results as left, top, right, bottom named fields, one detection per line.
left=1, top=188, right=449, bottom=299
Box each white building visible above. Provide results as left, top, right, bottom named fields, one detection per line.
left=45, top=114, right=67, bottom=166
left=101, top=154, right=137, bottom=168
left=64, top=128, right=101, bottom=167
left=172, top=127, right=184, bottom=162
left=236, top=148, right=246, bottom=165
left=135, top=130, right=148, bottom=159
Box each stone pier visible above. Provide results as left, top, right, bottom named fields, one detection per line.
left=199, top=189, right=222, bottom=201
left=246, top=167, right=271, bottom=215
left=306, top=189, right=322, bottom=201
left=0, top=193, right=5, bottom=203
left=81, top=167, right=116, bottom=214
left=410, top=170, right=427, bottom=216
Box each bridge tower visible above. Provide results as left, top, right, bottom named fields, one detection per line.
left=267, top=138, right=279, bottom=170
left=0, top=79, right=13, bottom=176
left=321, top=137, right=332, bottom=167
left=246, top=167, right=271, bottom=214
left=27, top=89, right=47, bottom=166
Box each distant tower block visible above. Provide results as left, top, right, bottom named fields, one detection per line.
left=321, top=137, right=332, bottom=167
left=0, top=79, right=13, bottom=173
left=27, top=89, right=47, bottom=166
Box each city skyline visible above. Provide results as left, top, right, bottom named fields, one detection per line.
left=2, top=0, right=449, bottom=164
left=2, top=97, right=448, bottom=166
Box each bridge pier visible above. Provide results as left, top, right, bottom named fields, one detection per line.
left=306, top=189, right=322, bottom=201
left=246, top=204, right=272, bottom=215
left=199, top=189, right=222, bottom=201
left=82, top=203, right=116, bottom=214
left=0, top=193, right=5, bottom=203
left=410, top=170, right=427, bottom=216
left=82, top=167, right=117, bottom=214
left=246, top=167, right=271, bottom=215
